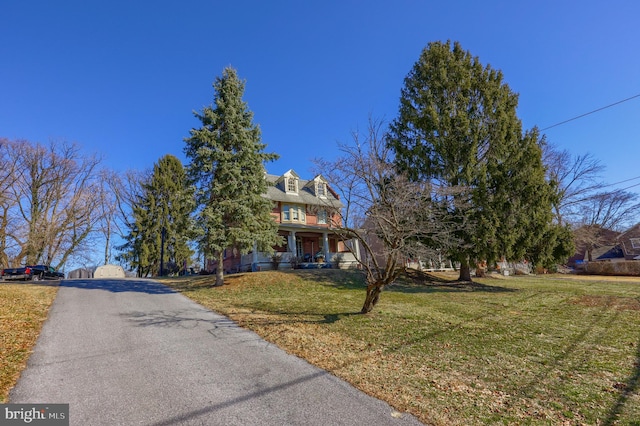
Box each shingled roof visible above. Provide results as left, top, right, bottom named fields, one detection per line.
left=264, top=170, right=344, bottom=209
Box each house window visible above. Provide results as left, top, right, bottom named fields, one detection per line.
left=631, top=238, right=640, bottom=249
left=317, top=209, right=327, bottom=225
left=282, top=204, right=306, bottom=223
left=316, top=182, right=326, bottom=197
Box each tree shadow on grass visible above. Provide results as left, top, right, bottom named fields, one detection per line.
left=214, top=303, right=361, bottom=327
left=386, top=268, right=518, bottom=294
left=386, top=280, right=518, bottom=294
left=322, top=312, right=361, bottom=324
left=300, top=268, right=518, bottom=294
left=602, top=332, right=640, bottom=425
left=294, top=269, right=367, bottom=291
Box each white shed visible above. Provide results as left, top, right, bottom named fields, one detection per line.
left=94, top=264, right=125, bottom=278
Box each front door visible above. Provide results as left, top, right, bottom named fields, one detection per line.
left=296, top=238, right=304, bottom=260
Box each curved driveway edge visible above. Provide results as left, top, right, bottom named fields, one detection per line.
left=10, top=279, right=424, bottom=425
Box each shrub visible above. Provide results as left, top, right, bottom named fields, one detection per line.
left=270, top=253, right=282, bottom=271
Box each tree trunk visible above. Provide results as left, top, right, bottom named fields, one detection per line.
left=215, top=251, right=224, bottom=286
left=361, top=282, right=384, bottom=314
left=104, top=230, right=110, bottom=265
left=458, top=258, right=472, bottom=282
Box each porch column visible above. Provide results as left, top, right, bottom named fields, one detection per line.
left=252, top=241, right=258, bottom=264
left=323, top=232, right=329, bottom=259
left=352, top=238, right=361, bottom=262
left=288, top=231, right=297, bottom=257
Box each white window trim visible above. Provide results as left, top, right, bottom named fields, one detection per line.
left=630, top=238, right=640, bottom=249
left=282, top=204, right=306, bottom=224
left=317, top=209, right=327, bottom=225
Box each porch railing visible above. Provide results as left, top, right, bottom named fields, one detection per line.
left=239, top=251, right=359, bottom=271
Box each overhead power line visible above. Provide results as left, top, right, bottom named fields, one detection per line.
left=601, top=175, right=640, bottom=188
left=541, top=93, right=640, bottom=131
left=621, top=181, right=640, bottom=191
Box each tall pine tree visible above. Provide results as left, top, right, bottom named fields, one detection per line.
left=389, top=41, right=569, bottom=280
left=184, top=67, right=280, bottom=286
left=119, top=154, right=193, bottom=276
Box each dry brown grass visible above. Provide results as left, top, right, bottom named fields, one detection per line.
left=0, top=282, right=58, bottom=402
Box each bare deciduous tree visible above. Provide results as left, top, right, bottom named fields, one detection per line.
left=574, top=189, right=640, bottom=261
left=0, top=138, right=21, bottom=269
left=110, top=169, right=150, bottom=271
left=96, top=168, right=150, bottom=267
left=96, top=169, right=121, bottom=265
left=543, top=144, right=605, bottom=226
left=2, top=139, right=103, bottom=269
left=318, top=119, right=464, bottom=313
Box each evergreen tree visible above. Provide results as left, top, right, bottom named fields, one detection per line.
left=388, top=41, right=568, bottom=280
left=184, top=67, right=280, bottom=286
left=118, top=155, right=193, bottom=276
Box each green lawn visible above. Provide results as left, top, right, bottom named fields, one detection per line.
left=163, top=270, right=640, bottom=425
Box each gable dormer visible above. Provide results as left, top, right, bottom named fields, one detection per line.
left=312, top=174, right=328, bottom=198
left=283, top=169, right=300, bottom=195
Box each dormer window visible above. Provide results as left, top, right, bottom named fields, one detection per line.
left=312, top=175, right=328, bottom=198
left=287, top=177, right=298, bottom=193
left=283, top=170, right=300, bottom=194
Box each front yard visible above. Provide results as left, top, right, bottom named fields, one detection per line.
left=163, top=270, right=640, bottom=425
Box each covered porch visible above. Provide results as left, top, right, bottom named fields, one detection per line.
left=240, top=226, right=360, bottom=272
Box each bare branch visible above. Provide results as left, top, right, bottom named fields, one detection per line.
left=0, top=139, right=104, bottom=269
left=316, top=118, right=466, bottom=313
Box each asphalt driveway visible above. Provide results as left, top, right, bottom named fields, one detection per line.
left=9, top=279, right=423, bottom=425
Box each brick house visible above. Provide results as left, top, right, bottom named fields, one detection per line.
left=211, top=169, right=359, bottom=273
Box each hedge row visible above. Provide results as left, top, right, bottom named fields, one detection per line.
left=585, top=260, right=640, bottom=276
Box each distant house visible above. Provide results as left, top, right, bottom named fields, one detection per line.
left=208, top=169, right=359, bottom=273
left=617, top=223, right=640, bottom=260
left=581, top=223, right=640, bottom=276
left=587, top=244, right=624, bottom=261
left=567, top=225, right=622, bottom=267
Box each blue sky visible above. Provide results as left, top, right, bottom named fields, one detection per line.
left=2, top=0, right=640, bottom=192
